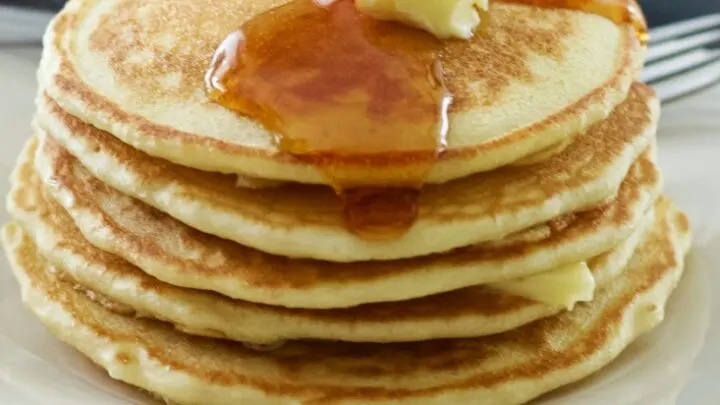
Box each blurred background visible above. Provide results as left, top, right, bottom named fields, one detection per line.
left=642, top=0, right=720, bottom=26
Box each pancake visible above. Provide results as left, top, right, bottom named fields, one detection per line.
left=34, top=83, right=659, bottom=262
left=39, top=0, right=643, bottom=186
left=8, top=144, right=654, bottom=341
left=1, top=197, right=691, bottom=405
left=29, top=134, right=661, bottom=308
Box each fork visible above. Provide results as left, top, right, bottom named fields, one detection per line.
left=642, top=13, right=720, bottom=102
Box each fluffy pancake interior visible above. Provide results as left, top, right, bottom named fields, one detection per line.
left=33, top=83, right=658, bottom=262
left=4, top=136, right=654, bottom=342
left=30, top=131, right=662, bottom=308
left=0, top=197, right=691, bottom=405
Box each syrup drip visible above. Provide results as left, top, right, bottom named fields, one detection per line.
left=503, top=0, right=648, bottom=45
left=206, top=0, right=450, bottom=240
left=206, top=0, right=648, bottom=240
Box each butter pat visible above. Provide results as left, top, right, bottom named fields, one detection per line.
left=355, top=0, right=489, bottom=39
left=235, top=174, right=285, bottom=189
left=491, top=262, right=596, bottom=310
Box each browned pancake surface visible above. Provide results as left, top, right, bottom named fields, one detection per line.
left=33, top=133, right=660, bottom=307
left=2, top=197, right=690, bottom=404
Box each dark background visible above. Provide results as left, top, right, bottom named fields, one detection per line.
left=2, top=0, right=720, bottom=27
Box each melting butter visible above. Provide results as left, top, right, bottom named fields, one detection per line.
left=354, top=0, right=489, bottom=39
left=491, top=262, right=596, bottom=310
left=234, top=174, right=285, bottom=189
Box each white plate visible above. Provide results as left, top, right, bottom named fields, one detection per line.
left=0, top=47, right=718, bottom=405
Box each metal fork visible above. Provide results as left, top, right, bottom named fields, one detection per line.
left=642, top=14, right=720, bottom=102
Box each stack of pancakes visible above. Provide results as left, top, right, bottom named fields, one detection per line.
left=2, top=0, right=693, bottom=404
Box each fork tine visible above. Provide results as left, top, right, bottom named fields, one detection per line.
left=646, top=29, right=720, bottom=63
left=643, top=48, right=720, bottom=83
left=651, top=59, right=720, bottom=102
left=649, top=13, right=720, bottom=44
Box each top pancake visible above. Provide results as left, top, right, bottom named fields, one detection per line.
left=40, top=0, right=642, bottom=185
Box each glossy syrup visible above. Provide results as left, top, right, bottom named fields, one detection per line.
left=206, top=0, right=450, bottom=240
left=206, top=0, right=647, bottom=240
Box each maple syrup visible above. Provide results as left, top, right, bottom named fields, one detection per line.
left=206, top=0, right=648, bottom=240
left=206, top=0, right=450, bottom=240
left=504, top=0, right=648, bottom=45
